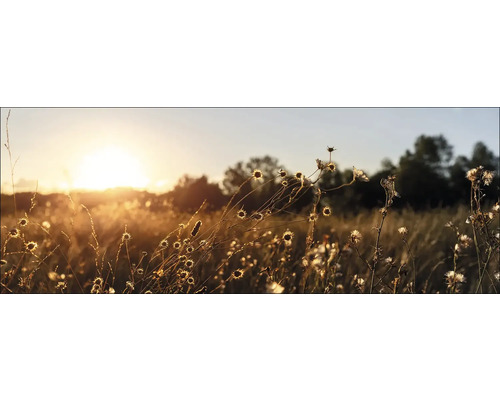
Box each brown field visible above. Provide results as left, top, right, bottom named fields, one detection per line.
left=1, top=182, right=498, bottom=294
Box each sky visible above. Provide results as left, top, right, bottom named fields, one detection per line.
left=1, top=108, right=498, bottom=194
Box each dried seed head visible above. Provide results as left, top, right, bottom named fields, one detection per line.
left=353, top=167, right=369, bottom=182
left=326, top=162, right=336, bottom=172
left=252, top=169, right=263, bottom=180
left=237, top=209, right=247, bottom=219
left=185, top=259, right=194, bottom=268
left=308, top=213, right=318, bottom=222
left=350, top=230, right=362, bottom=244
left=187, top=276, right=195, bottom=285
left=322, top=206, right=332, bottom=216
left=327, top=146, right=336, bottom=153
left=9, top=228, right=20, bottom=238
left=173, top=241, right=181, bottom=249
left=160, top=240, right=168, bottom=249
left=232, top=269, right=244, bottom=279
left=18, top=217, right=29, bottom=227
left=191, top=220, right=202, bottom=237
left=398, top=226, right=408, bottom=236
left=26, top=241, right=38, bottom=252
left=482, top=170, right=494, bottom=186
left=122, top=232, right=132, bottom=241
left=282, top=230, right=294, bottom=242
left=278, top=169, right=287, bottom=178
left=445, top=271, right=466, bottom=286
left=295, top=171, right=303, bottom=180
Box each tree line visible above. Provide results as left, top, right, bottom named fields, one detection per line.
left=167, top=134, right=499, bottom=213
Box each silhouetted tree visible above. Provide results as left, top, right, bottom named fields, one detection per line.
left=222, top=156, right=289, bottom=211
left=168, top=175, right=227, bottom=212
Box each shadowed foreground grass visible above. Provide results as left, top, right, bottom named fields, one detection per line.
left=1, top=193, right=498, bottom=294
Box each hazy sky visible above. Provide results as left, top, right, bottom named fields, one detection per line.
left=1, top=108, right=498, bottom=193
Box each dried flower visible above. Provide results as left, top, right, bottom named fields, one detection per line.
left=122, top=232, right=132, bottom=241
left=398, top=226, right=408, bottom=236
left=482, top=170, right=494, bottom=186
left=308, top=213, right=318, bottom=222
left=353, top=167, right=369, bottom=182
left=18, top=217, right=29, bottom=227
left=350, top=230, right=362, bottom=244
left=252, top=169, right=263, bottom=180
left=9, top=228, right=20, bottom=238
left=278, top=169, right=287, bottom=178
left=237, top=209, right=247, bottom=219
left=458, top=234, right=472, bottom=249
left=232, top=269, right=244, bottom=279
left=445, top=270, right=466, bottom=286
left=26, top=241, right=38, bottom=252
left=282, top=230, right=294, bottom=244
left=322, top=206, right=332, bottom=216
left=326, top=162, right=336, bottom=172
left=266, top=281, right=285, bottom=294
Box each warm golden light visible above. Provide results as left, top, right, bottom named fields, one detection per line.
left=73, top=146, right=149, bottom=190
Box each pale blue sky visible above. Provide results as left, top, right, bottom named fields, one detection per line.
left=1, top=108, right=498, bottom=193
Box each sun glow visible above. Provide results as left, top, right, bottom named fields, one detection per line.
left=74, top=146, right=149, bottom=190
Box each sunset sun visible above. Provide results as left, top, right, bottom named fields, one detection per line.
left=73, top=146, right=149, bottom=190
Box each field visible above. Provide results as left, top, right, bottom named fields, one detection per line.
left=1, top=170, right=498, bottom=294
